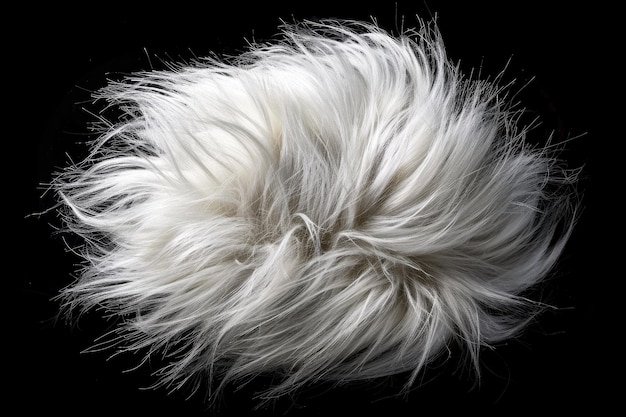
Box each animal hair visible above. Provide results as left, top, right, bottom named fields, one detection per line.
left=53, top=19, right=577, bottom=402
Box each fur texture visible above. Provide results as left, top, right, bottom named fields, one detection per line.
left=54, top=20, right=576, bottom=400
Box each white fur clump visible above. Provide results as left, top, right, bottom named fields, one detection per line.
left=55, top=20, right=576, bottom=400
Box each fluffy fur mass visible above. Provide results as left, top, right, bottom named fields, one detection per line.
left=55, top=20, right=576, bottom=399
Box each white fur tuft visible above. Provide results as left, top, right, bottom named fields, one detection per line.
left=54, top=20, right=577, bottom=400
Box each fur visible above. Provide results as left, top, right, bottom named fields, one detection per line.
left=53, top=19, right=577, bottom=400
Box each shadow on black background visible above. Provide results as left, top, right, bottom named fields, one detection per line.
left=12, top=2, right=613, bottom=414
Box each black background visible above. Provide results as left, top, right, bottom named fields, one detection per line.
left=13, top=1, right=614, bottom=415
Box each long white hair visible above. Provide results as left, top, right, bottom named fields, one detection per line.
left=54, top=19, right=577, bottom=401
